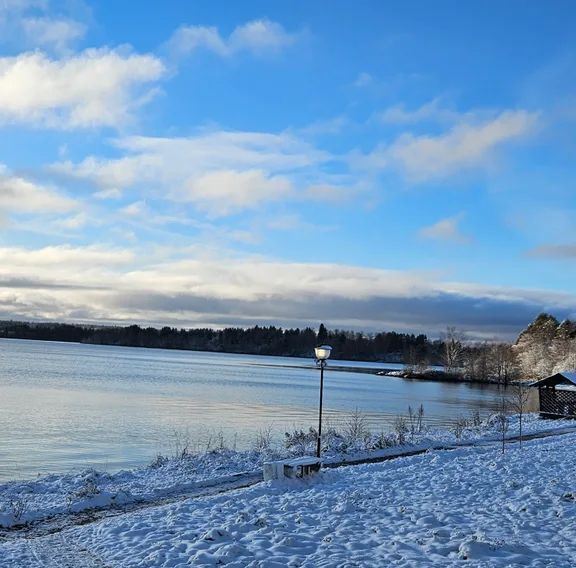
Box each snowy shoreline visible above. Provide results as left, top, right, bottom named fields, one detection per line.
left=1, top=413, right=574, bottom=533
left=1, top=415, right=576, bottom=567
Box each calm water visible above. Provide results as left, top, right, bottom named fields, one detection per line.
left=0, top=338, right=516, bottom=481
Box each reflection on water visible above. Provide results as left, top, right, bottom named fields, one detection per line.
left=0, top=338, right=529, bottom=481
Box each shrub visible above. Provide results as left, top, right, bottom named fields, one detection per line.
left=393, top=416, right=409, bottom=445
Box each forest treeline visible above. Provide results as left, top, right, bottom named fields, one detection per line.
left=0, top=313, right=574, bottom=381
left=0, top=320, right=443, bottom=363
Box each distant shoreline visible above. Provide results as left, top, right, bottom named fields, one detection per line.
left=321, top=365, right=504, bottom=385
left=0, top=335, right=504, bottom=385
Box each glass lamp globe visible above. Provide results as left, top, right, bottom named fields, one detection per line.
left=314, top=345, right=332, bottom=361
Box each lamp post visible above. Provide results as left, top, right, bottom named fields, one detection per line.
left=314, top=345, right=332, bottom=458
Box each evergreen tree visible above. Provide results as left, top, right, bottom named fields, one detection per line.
left=317, top=323, right=328, bottom=345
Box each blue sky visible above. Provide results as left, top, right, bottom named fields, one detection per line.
left=0, top=0, right=575, bottom=338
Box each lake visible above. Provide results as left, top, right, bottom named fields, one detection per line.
left=0, top=338, right=520, bottom=481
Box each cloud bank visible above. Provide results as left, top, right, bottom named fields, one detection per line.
left=0, top=245, right=573, bottom=339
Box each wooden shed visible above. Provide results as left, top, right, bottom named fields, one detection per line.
left=532, top=371, right=576, bottom=418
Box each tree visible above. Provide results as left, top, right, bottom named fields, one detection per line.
left=442, top=326, right=464, bottom=374
left=490, top=343, right=519, bottom=385
left=461, top=343, right=491, bottom=382
left=510, top=383, right=531, bottom=447
left=552, top=320, right=576, bottom=373
left=515, top=313, right=559, bottom=378
left=495, top=395, right=510, bottom=454
left=317, top=323, right=328, bottom=345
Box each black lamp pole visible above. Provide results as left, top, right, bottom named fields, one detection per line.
left=316, top=358, right=326, bottom=458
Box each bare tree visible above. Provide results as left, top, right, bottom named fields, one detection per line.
left=344, top=408, right=369, bottom=443
left=406, top=404, right=425, bottom=440
left=495, top=395, right=510, bottom=454
left=510, top=382, right=532, bottom=447
left=442, top=326, right=464, bottom=374
left=491, top=343, right=519, bottom=385
left=462, top=343, right=491, bottom=382
left=404, top=346, right=429, bottom=374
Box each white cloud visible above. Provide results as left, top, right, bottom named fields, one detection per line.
left=53, top=212, right=87, bottom=230
left=419, top=213, right=470, bottom=244
left=94, top=188, right=122, bottom=200
left=185, top=169, right=292, bottom=216
left=22, top=17, right=86, bottom=53
left=304, top=183, right=355, bottom=203
left=53, top=130, right=334, bottom=215
left=166, top=26, right=227, bottom=57
left=0, top=244, right=132, bottom=272
left=116, top=131, right=324, bottom=171
left=228, top=19, right=296, bottom=54
left=120, top=200, right=147, bottom=217
left=0, top=48, right=165, bottom=128
left=297, top=115, right=350, bottom=136
left=225, top=229, right=261, bottom=245
left=166, top=18, right=297, bottom=58
left=377, top=97, right=467, bottom=124
left=0, top=166, right=76, bottom=214
left=0, top=1, right=86, bottom=53
left=361, top=110, right=538, bottom=182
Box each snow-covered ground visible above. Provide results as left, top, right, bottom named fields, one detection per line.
left=1, top=420, right=575, bottom=566
left=0, top=413, right=574, bottom=531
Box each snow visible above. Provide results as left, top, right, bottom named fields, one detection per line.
left=1, top=425, right=576, bottom=566
left=0, top=415, right=576, bottom=566
left=0, top=413, right=574, bottom=531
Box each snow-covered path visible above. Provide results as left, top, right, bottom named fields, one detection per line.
left=2, top=430, right=576, bottom=567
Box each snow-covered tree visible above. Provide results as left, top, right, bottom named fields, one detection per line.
left=515, top=313, right=576, bottom=379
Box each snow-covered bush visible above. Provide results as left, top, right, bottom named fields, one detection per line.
left=393, top=416, right=409, bottom=445
left=284, top=427, right=317, bottom=455
left=344, top=409, right=370, bottom=443
left=451, top=416, right=470, bottom=440
left=253, top=427, right=273, bottom=451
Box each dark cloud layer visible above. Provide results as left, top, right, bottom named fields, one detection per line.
left=0, top=278, right=109, bottom=290
left=110, top=290, right=576, bottom=339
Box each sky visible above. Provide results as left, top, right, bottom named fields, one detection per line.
left=0, top=0, right=575, bottom=339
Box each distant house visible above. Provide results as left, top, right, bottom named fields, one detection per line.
left=531, top=371, right=576, bottom=418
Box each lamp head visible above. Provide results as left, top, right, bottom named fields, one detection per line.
left=314, top=345, right=332, bottom=361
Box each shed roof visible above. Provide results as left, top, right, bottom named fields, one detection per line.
left=531, top=371, right=576, bottom=388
